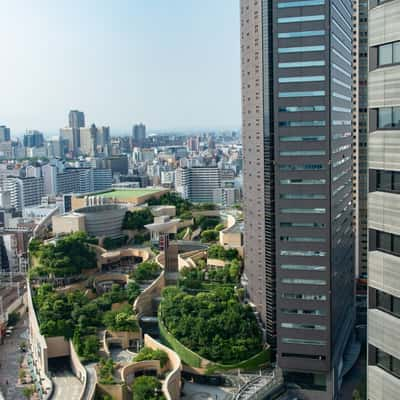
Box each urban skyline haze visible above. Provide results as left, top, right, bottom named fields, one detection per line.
left=0, top=0, right=240, bottom=135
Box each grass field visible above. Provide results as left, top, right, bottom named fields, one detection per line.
left=99, top=188, right=163, bottom=199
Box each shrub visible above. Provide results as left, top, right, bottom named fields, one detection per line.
left=134, top=347, right=169, bottom=368
left=131, top=261, right=160, bottom=282
left=123, top=208, right=153, bottom=230
left=98, top=358, right=116, bottom=385
left=131, top=376, right=165, bottom=400
left=200, top=230, right=218, bottom=243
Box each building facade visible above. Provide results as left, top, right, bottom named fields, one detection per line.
left=4, top=176, right=44, bottom=212
left=132, top=123, right=146, bottom=146
left=68, top=110, right=85, bottom=129
left=241, top=0, right=354, bottom=398
left=0, top=126, right=11, bottom=142
left=367, top=0, right=400, bottom=398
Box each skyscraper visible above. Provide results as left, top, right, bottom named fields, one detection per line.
left=79, top=124, right=97, bottom=156
left=0, top=126, right=11, bottom=142
left=23, top=130, right=44, bottom=148
left=352, top=0, right=368, bottom=278
left=367, top=0, right=400, bottom=398
left=241, top=0, right=354, bottom=398
left=68, top=110, right=85, bottom=129
left=132, top=123, right=146, bottom=146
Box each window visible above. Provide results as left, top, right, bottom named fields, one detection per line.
left=281, top=278, right=327, bottom=285
left=376, top=348, right=400, bottom=378
left=280, top=135, right=325, bottom=141
left=279, top=91, right=325, bottom=98
left=375, top=230, right=400, bottom=256
left=278, top=76, right=325, bottom=83
left=280, top=150, right=326, bottom=156
left=280, top=193, right=326, bottom=199
left=278, top=15, right=325, bottom=23
left=279, top=105, right=325, bottom=112
left=375, top=170, right=400, bottom=193
left=280, top=251, right=327, bottom=257
left=281, top=322, right=326, bottom=330
left=333, top=106, right=351, bottom=113
left=279, top=60, right=325, bottom=68
left=278, top=0, right=325, bottom=8
left=282, top=338, right=326, bottom=346
left=378, top=107, right=400, bottom=129
left=281, top=264, right=326, bottom=270
left=278, top=45, right=325, bottom=53
left=278, top=30, right=325, bottom=38
left=333, top=92, right=351, bottom=102
left=280, top=208, right=326, bottom=214
left=378, top=41, right=400, bottom=66
left=279, top=122, right=325, bottom=128
left=280, top=178, right=326, bottom=184
left=282, top=353, right=326, bottom=360
left=282, top=293, right=327, bottom=301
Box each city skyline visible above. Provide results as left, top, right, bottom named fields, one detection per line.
left=0, top=0, right=240, bottom=134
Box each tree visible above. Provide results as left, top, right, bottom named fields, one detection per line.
left=22, top=386, right=35, bottom=399
left=134, top=347, right=169, bottom=368
left=123, top=208, right=153, bottom=230
left=131, top=376, right=165, bottom=400
left=98, top=358, right=116, bottom=385
left=131, top=261, right=160, bottom=282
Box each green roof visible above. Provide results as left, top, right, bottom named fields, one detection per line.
left=99, top=188, right=163, bottom=199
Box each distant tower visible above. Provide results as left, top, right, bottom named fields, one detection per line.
left=68, top=110, right=85, bottom=129
left=0, top=126, right=11, bottom=142
left=132, top=123, right=146, bottom=147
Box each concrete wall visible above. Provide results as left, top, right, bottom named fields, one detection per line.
left=144, top=334, right=182, bottom=400
left=69, top=340, right=87, bottom=399
left=121, top=360, right=162, bottom=385
left=52, top=214, right=85, bottom=236
left=46, top=336, right=70, bottom=359
left=134, top=270, right=165, bottom=317
left=106, top=330, right=140, bottom=349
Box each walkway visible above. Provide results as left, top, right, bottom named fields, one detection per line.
left=51, top=371, right=82, bottom=400
left=181, top=382, right=234, bottom=400
left=82, top=363, right=97, bottom=400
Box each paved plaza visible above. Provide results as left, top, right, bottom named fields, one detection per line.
left=181, top=382, right=234, bottom=400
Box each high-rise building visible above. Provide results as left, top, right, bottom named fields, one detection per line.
left=68, top=110, right=85, bottom=129
left=3, top=176, right=44, bottom=212
left=60, top=127, right=79, bottom=155
left=95, top=126, right=110, bottom=154
left=79, top=124, right=97, bottom=156
left=132, top=123, right=146, bottom=146
left=23, top=130, right=44, bottom=148
left=367, top=0, right=400, bottom=398
left=241, top=0, right=354, bottom=398
left=0, top=126, right=11, bottom=142
left=353, top=0, right=368, bottom=278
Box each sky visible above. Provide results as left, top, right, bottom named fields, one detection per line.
left=0, top=0, right=241, bottom=136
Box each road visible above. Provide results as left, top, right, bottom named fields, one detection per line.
left=0, top=315, right=27, bottom=400
left=51, top=371, right=82, bottom=400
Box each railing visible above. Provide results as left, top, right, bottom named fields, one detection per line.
left=233, top=369, right=284, bottom=400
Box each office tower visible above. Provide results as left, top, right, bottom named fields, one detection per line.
left=353, top=0, right=368, bottom=278
left=0, top=126, right=11, bottom=142
left=4, top=176, right=44, bottom=212
left=95, top=126, right=110, bottom=154
left=132, top=123, right=146, bottom=146
left=92, top=169, right=112, bottom=191
left=241, top=0, right=354, bottom=398
left=23, top=130, right=44, bottom=148
left=187, top=136, right=200, bottom=152
left=60, top=127, right=79, bottom=155
left=68, top=110, right=85, bottom=129
left=367, top=0, right=400, bottom=398
left=80, top=124, right=97, bottom=156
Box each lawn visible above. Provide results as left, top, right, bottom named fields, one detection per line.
left=99, top=189, right=163, bottom=199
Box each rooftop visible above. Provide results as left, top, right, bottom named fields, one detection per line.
left=97, top=188, right=165, bottom=199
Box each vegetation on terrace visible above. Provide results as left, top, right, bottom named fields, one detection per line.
left=28, top=232, right=97, bottom=278
left=131, top=376, right=165, bottom=400
left=33, top=282, right=141, bottom=362
left=130, top=261, right=161, bottom=282
left=207, top=244, right=239, bottom=261
left=122, top=208, right=153, bottom=230
left=134, top=347, right=169, bottom=368
left=159, top=286, right=263, bottom=365
left=98, top=358, right=117, bottom=385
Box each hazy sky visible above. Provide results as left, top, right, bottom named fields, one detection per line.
left=0, top=0, right=240, bottom=136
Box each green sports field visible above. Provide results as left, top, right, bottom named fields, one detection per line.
left=99, top=188, right=163, bottom=199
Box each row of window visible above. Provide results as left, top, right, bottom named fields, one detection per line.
left=376, top=289, right=400, bottom=318
left=279, top=90, right=325, bottom=98
left=281, top=322, right=326, bottom=330
left=279, top=60, right=325, bottom=68
left=378, top=107, right=400, bottom=129
left=281, top=222, right=326, bottom=228
left=279, top=122, right=326, bottom=128
left=375, top=230, right=400, bottom=258
left=374, top=169, right=400, bottom=193
left=279, top=163, right=324, bottom=171
left=280, top=193, right=326, bottom=199
left=281, top=263, right=326, bottom=270
left=282, top=293, right=327, bottom=301
left=281, top=208, right=326, bottom=214
left=280, top=105, right=325, bottom=112
left=280, top=251, right=327, bottom=257
left=279, top=45, right=325, bottom=54
left=282, top=338, right=326, bottom=346
left=278, top=30, right=325, bottom=39
left=378, top=41, right=400, bottom=67
left=280, top=150, right=326, bottom=156
left=281, top=308, right=326, bottom=315
left=280, top=178, right=326, bottom=184
left=281, top=352, right=326, bottom=360
left=278, top=75, right=325, bottom=83
left=278, top=0, right=325, bottom=8
left=278, top=15, right=325, bottom=23
left=376, top=348, right=400, bottom=379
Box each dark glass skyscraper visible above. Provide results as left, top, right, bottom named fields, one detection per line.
left=241, top=0, right=355, bottom=398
